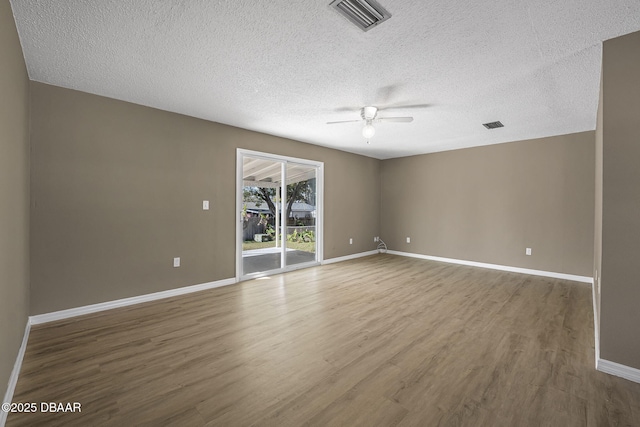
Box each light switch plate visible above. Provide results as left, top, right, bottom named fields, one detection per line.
left=173, top=257, right=180, bottom=267
left=203, top=200, right=209, bottom=210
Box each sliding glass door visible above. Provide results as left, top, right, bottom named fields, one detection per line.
left=285, top=162, right=317, bottom=267
left=237, top=150, right=323, bottom=279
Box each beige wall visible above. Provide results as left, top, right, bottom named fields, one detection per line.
left=30, top=82, right=380, bottom=314
left=380, top=132, right=595, bottom=276
left=594, top=69, right=603, bottom=341
left=0, top=0, right=30, bottom=396
left=600, top=30, right=640, bottom=370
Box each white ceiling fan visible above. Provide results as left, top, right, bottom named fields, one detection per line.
left=327, top=106, right=413, bottom=142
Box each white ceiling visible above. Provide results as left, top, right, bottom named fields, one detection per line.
left=9, top=0, right=640, bottom=159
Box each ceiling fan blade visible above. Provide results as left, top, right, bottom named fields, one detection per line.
left=333, top=106, right=362, bottom=113
left=326, top=119, right=362, bottom=124
left=376, top=117, right=414, bottom=123
left=378, top=104, right=432, bottom=111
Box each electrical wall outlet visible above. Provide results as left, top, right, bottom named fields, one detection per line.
left=374, top=236, right=379, bottom=242
left=526, top=248, right=532, bottom=256
left=173, top=257, right=180, bottom=267
left=349, top=238, right=353, bottom=245
left=203, top=200, right=209, bottom=210
left=406, top=237, right=411, bottom=243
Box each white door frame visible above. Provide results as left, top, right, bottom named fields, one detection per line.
left=236, top=148, right=324, bottom=281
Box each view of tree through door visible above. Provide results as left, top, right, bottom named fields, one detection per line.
left=285, top=162, right=317, bottom=267
left=238, top=150, right=322, bottom=278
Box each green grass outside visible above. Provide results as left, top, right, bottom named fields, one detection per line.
left=242, top=240, right=315, bottom=253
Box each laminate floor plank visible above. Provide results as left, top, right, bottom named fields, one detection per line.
left=7, top=254, right=640, bottom=426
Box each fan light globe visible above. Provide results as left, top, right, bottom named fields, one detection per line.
left=362, top=123, right=376, bottom=139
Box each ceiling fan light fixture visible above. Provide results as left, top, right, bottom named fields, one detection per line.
left=362, top=106, right=378, bottom=120
left=362, top=123, right=376, bottom=139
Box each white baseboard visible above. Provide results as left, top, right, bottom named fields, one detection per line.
left=1, top=320, right=31, bottom=427
left=321, top=250, right=379, bottom=265
left=591, top=279, right=600, bottom=367
left=30, top=278, right=236, bottom=325
left=386, top=250, right=593, bottom=284
left=597, top=359, right=640, bottom=384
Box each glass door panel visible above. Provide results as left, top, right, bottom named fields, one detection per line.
left=285, top=163, right=317, bottom=267
left=241, top=156, right=284, bottom=275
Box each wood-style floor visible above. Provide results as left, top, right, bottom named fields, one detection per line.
left=7, top=255, right=640, bottom=426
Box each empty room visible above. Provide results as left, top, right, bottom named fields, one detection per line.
left=2, top=0, right=640, bottom=426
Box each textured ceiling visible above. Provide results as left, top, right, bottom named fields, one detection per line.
left=9, top=0, right=640, bottom=159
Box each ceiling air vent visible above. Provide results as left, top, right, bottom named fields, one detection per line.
left=483, top=121, right=504, bottom=129
left=330, top=0, right=392, bottom=32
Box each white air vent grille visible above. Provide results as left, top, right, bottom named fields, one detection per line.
left=330, top=0, right=392, bottom=32
left=483, top=121, right=504, bottom=129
